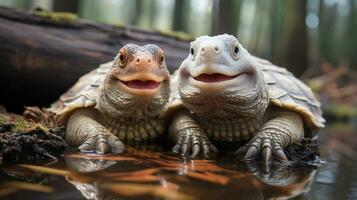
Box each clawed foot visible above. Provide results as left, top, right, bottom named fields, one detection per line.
left=79, top=134, right=125, bottom=154
left=172, top=133, right=218, bottom=158
left=236, top=133, right=288, bottom=164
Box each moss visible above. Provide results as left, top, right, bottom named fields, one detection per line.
left=111, top=22, right=125, bottom=28
left=157, top=29, right=193, bottom=41
left=13, top=121, right=49, bottom=133
left=0, top=113, right=48, bottom=133
left=12, top=119, right=30, bottom=132
left=0, top=114, right=6, bottom=124
left=32, top=10, right=78, bottom=24
left=0, top=109, right=66, bottom=164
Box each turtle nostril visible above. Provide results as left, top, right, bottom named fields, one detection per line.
left=148, top=58, right=151, bottom=63
left=214, top=46, right=219, bottom=52
left=200, top=47, right=205, bottom=55
left=136, top=58, right=140, bottom=63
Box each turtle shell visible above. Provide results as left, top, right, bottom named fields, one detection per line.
left=252, top=56, right=325, bottom=134
left=48, top=61, right=113, bottom=122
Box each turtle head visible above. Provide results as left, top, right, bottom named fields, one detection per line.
left=110, top=44, right=169, bottom=96
left=178, top=34, right=269, bottom=118
left=98, top=44, right=170, bottom=118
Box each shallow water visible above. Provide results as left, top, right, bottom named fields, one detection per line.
left=0, top=123, right=356, bottom=200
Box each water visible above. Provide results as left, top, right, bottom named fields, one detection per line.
left=0, top=123, right=356, bottom=200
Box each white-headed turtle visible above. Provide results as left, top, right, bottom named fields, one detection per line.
left=49, top=44, right=170, bottom=154
left=167, top=34, right=325, bottom=163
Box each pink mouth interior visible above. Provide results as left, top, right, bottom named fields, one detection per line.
left=123, top=80, right=159, bottom=89
left=194, top=73, right=237, bottom=83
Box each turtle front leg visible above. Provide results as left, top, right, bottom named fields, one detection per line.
left=66, top=109, right=124, bottom=154
left=169, top=109, right=218, bottom=158
left=236, top=110, right=304, bottom=163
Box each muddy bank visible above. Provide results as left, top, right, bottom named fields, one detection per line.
left=0, top=107, right=66, bottom=164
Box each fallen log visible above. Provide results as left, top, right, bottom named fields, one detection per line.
left=0, top=7, right=190, bottom=112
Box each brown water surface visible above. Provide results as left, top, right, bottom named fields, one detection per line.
left=0, top=123, right=356, bottom=200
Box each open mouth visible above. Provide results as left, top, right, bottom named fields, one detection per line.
left=193, top=73, right=238, bottom=83
left=122, top=80, right=160, bottom=90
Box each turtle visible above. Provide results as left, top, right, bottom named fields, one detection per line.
left=166, top=34, right=325, bottom=163
left=48, top=43, right=170, bottom=154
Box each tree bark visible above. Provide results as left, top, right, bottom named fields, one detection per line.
left=215, top=0, right=241, bottom=35
left=172, top=0, right=188, bottom=32
left=0, top=6, right=189, bottom=112
left=273, top=0, right=307, bottom=77
left=53, top=0, right=79, bottom=13
left=348, top=0, right=357, bottom=68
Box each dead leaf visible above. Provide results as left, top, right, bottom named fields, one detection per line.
left=3, top=181, right=54, bottom=193
left=186, top=171, right=229, bottom=185
left=105, top=182, right=196, bottom=200
left=18, top=164, right=70, bottom=176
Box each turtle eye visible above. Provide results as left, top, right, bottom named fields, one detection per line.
left=158, top=49, right=165, bottom=68
left=190, top=47, right=196, bottom=61
left=117, top=48, right=127, bottom=68
left=230, top=42, right=240, bottom=60
left=190, top=47, right=194, bottom=56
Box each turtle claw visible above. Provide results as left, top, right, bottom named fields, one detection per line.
left=244, top=146, right=259, bottom=161
left=171, top=132, right=218, bottom=158
left=181, top=143, right=190, bottom=156
left=79, top=134, right=125, bottom=155
left=191, top=144, right=200, bottom=158
left=275, top=149, right=288, bottom=161
left=210, top=144, right=219, bottom=153
left=262, top=147, right=273, bottom=164
left=111, top=140, right=125, bottom=154
left=237, top=132, right=289, bottom=164
left=95, top=142, right=110, bottom=154
left=172, top=144, right=181, bottom=154
left=79, top=143, right=95, bottom=153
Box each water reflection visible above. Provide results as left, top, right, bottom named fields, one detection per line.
left=1, top=147, right=316, bottom=200
left=0, top=125, right=356, bottom=200
left=65, top=152, right=317, bottom=200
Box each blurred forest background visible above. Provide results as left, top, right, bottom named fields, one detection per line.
left=0, top=0, right=356, bottom=116
left=1, top=0, right=356, bottom=76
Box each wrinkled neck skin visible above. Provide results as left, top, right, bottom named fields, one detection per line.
left=179, top=58, right=269, bottom=122
left=96, top=78, right=170, bottom=120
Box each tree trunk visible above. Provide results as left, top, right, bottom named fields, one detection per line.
left=215, top=0, right=241, bottom=35
left=53, top=0, right=79, bottom=13
left=133, top=0, right=142, bottom=26
left=172, top=0, right=188, bottom=32
left=273, top=0, right=307, bottom=77
left=348, top=0, right=357, bottom=68
left=0, top=6, right=189, bottom=112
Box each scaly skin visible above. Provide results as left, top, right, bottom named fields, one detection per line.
left=170, top=34, right=305, bottom=163
left=170, top=109, right=218, bottom=158
left=66, top=44, right=170, bottom=154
